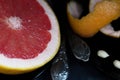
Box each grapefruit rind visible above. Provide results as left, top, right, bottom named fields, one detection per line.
left=67, top=0, right=120, bottom=37
left=0, top=0, right=60, bottom=74
left=90, top=0, right=120, bottom=38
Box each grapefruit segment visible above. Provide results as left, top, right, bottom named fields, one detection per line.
left=0, top=0, right=60, bottom=74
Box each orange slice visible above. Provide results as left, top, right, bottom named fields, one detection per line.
left=67, top=0, right=120, bottom=37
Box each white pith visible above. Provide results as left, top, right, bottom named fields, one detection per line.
left=100, top=24, right=120, bottom=38
left=68, top=1, right=83, bottom=18
left=7, top=16, right=22, bottom=30
left=89, top=0, right=120, bottom=38
left=0, top=0, right=60, bottom=71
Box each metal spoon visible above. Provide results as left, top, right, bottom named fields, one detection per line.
left=67, top=0, right=91, bottom=62
left=50, top=36, right=69, bottom=80
left=67, top=30, right=91, bottom=62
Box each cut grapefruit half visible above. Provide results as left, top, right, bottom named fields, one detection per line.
left=0, top=0, right=60, bottom=74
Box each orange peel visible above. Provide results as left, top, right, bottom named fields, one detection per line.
left=90, top=0, right=120, bottom=38
left=67, top=0, right=120, bottom=37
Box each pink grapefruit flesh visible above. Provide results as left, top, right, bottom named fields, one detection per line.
left=0, top=0, right=60, bottom=74
left=0, top=0, right=52, bottom=59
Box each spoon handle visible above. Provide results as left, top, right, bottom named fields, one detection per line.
left=67, top=29, right=91, bottom=62
left=50, top=36, right=69, bottom=80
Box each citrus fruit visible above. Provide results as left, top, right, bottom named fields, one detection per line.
left=0, top=0, right=60, bottom=74
left=67, top=0, right=120, bottom=37
left=90, top=0, right=120, bottom=38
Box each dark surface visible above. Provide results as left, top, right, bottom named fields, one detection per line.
left=48, top=0, right=120, bottom=80
left=0, top=0, right=119, bottom=80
